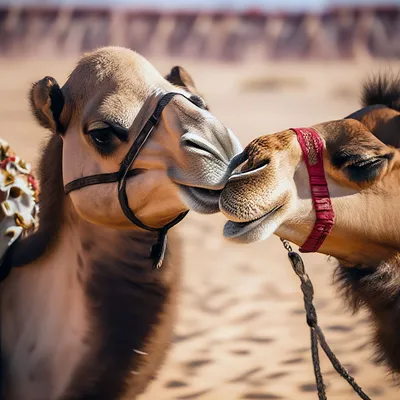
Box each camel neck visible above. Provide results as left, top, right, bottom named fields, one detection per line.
left=58, top=213, right=179, bottom=399
left=1, top=134, right=180, bottom=399
left=71, top=216, right=163, bottom=276
left=1, top=205, right=179, bottom=400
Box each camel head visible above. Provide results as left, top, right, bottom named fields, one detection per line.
left=29, top=47, right=241, bottom=230
left=221, top=76, right=400, bottom=265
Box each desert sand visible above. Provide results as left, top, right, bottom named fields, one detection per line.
left=1, top=55, right=400, bottom=399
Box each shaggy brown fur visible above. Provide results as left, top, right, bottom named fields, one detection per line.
left=335, top=258, right=400, bottom=374
left=361, top=74, right=400, bottom=111
left=347, top=74, right=400, bottom=148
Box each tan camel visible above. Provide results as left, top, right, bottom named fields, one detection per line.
left=219, top=75, right=400, bottom=375
left=0, top=46, right=241, bottom=400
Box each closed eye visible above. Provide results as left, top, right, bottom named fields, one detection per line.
left=345, top=153, right=393, bottom=183
left=348, top=157, right=384, bottom=169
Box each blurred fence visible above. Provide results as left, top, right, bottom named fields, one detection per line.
left=0, top=5, right=399, bottom=59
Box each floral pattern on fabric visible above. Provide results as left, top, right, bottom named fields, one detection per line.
left=0, top=138, right=38, bottom=261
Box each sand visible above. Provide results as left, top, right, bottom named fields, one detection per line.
left=1, top=55, right=399, bottom=399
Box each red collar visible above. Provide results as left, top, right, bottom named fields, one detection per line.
left=291, top=127, right=335, bottom=253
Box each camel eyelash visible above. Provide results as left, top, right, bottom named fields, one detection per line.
left=84, top=123, right=128, bottom=141
left=332, top=151, right=392, bottom=169
left=84, top=122, right=129, bottom=156
left=345, top=154, right=393, bottom=183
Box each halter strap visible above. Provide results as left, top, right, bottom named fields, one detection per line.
left=64, top=169, right=145, bottom=195
left=64, top=91, right=195, bottom=269
left=291, top=127, right=335, bottom=253
left=116, top=92, right=189, bottom=232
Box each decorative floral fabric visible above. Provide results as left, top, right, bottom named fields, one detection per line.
left=0, top=139, right=38, bottom=261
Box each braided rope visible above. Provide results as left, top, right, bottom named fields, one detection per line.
left=281, top=239, right=371, bottom=400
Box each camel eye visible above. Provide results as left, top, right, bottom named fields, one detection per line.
left=90, top=129, right=113, bottom=145
left=345, top=154, right=392, bottom=183
left=86, top=122, right=128, bottom=156
left=87, top=127, right=116, bottom=156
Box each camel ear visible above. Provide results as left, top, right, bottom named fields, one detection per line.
left=166, top=66, right=201, bottom=94
left=29, top=76, right=64, bottom=134
left=165, top=66, right=208, bottom=110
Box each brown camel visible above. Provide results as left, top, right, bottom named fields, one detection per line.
left=219, top=74, right=400, bottom=376
left=0, top=46, right=241, bottom=400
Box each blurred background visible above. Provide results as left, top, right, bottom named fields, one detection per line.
left=0, top=0, right=399, bottom=399
left=0, top=0, right=399, bottom=59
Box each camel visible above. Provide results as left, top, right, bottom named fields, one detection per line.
left=219, top=74, right=400, bottom=376
left=0, top=46, right=242, bottom=400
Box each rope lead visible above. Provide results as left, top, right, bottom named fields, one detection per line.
left=280, top=238, right=371, bottom=400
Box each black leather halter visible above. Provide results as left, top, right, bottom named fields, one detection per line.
left=65, top=91, right=198, bottom=269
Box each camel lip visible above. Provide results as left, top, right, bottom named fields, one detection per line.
left=178, top=184, right=222, bottom=214
left=223, top=204, right=283, bottom=238
left=179, top=184, right=222, bottom=198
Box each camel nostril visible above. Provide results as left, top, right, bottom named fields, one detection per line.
left=181, top=134, right=225, bottom=161
left=241, top=158, right=270, bottom=173
left=228, top=155, right=270, bottom=183
left=182, top=139, right=206, bottom=152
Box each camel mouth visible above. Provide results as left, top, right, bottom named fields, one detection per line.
left=223, top=205, right=283, bottom=243
left=178, top=184, right=222, bottom=214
